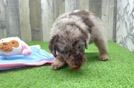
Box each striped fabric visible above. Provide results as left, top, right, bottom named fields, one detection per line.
left=0, top=45, right=54, bottom=70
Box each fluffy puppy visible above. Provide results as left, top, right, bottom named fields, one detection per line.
left=49, top=10, right=109, bottom=70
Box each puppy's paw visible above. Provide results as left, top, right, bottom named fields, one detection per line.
left=99, top=54, right=109, bottom=61
left=51, top=59, right=65, bottom=70
left=51, top=63, right=61, bottom=70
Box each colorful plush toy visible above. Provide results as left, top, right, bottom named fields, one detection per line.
left=0, top=37, right=32, bottom=56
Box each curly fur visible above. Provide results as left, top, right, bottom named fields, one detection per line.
left=49, top=10, right=109, bottom=70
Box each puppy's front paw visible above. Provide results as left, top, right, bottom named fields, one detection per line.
left=51, top=63, right=62, bottom=70
left=99, top=54, right=109, bottom=61
left=51, top=59, right=65, bottom=70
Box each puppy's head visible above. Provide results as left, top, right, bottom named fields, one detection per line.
left=49, top=35, right=87, bottom=70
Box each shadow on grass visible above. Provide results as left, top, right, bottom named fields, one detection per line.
left=85, top=52, right=99, bottom=62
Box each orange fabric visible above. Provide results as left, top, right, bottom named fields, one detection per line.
left=0, top=40, right=19, bottom=52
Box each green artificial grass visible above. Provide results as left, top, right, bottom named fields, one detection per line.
left=0, top=41, right=134, bottom=88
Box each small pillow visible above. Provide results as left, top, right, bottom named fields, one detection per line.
left=0, top=37, right=32, bottom=56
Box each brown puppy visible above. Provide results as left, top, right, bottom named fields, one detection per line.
left=49, top=10, right=109, bottom=70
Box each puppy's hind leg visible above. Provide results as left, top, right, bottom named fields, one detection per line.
left=92, top=27, right=109, bottom=61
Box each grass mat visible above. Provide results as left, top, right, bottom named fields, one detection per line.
left=0, top=42, right=134, bottom=88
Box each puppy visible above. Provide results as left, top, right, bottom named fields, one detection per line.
left=49, top=10, right=109, bottom=70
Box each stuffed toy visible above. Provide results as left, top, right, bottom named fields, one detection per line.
left=0, top=37, right=32, bottom=56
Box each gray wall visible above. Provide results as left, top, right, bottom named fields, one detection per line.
left=0, top=0, right=31, bottom=41
left=29, top=0, right=43, bottom=41
left=0, top=0, right=116, bottom=41
left=0, top=0, right=7, bottom=38
left=1, top=0, right=133, bottom=51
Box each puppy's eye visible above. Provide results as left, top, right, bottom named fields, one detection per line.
left=78, top=45, right=85, bottom=51
left=58, top=48, right=69, bottom=54
left=62, top=50, right=67, bottom=54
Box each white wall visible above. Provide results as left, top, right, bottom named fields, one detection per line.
left=116, top=0, right=134, bottom=51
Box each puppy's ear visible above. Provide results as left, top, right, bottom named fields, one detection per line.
left=49, top=35, right=59, bottom=57
left=80, top=37, right=88, bottom=49
left=84, top=40, right=87, bottom=49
